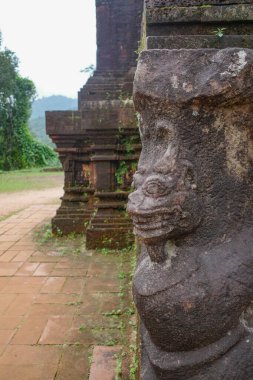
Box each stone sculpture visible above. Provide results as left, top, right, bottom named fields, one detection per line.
left=128, top=48, right=253, bottom=379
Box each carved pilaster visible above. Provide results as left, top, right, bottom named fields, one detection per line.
left=46, top=111, right=95, bottom=234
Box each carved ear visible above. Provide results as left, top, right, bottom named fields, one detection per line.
left=154, top=145, right=178, bottom=174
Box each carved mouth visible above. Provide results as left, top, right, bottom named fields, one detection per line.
left=133, top=224, right=175, bottom=241
left=131, top=207, right=182, bottom=240
left=132, top=216, right=175, bottom=231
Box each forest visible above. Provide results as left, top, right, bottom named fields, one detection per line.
left=29, top=95, right=77, bottom=146
left=0, top=33, right=58, bottom=171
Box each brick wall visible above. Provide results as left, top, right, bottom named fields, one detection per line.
left=96, top=0, right=143, bottom=72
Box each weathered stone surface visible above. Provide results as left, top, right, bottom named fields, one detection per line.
left=145, top=0, right=252, bottom=6
left=147, top=35, right=253, bottom=49
left=128, top=48, right=253, bottom=379
left=146, top=3, right=253, bottom=37
left=148, top=22, right=253, bottom=38
left=146, top=4, right=253, bottom=24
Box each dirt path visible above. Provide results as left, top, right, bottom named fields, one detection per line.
left=0, top=187, right=63, bottom=218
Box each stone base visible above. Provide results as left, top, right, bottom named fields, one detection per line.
left=86, top=192, right=134, bottom=250
left=141, top=325, right=253, bottom=380
left=86, top=227, right=134, bottom=250
left=52, top=201, right=94, bottom=235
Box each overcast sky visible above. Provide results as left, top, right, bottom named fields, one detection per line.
left=0, top=0, right=96, bottom=99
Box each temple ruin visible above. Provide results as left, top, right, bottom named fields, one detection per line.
left=46, top=0, right=143, bottom=249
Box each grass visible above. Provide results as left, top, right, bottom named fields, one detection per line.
left=33, top=223, right=86, bottom=257
left=0, top=168, right=63, bottom=193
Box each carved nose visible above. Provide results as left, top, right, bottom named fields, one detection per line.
left=127, top=189, right=144, bottom=215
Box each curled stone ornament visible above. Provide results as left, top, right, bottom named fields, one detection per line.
left=127, top=48, right=253, bottom=379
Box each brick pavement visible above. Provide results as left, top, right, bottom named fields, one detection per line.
left=0, top=204, right=129, bottom=380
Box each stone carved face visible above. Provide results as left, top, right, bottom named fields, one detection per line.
left=127, top=114, right=201, bottom=248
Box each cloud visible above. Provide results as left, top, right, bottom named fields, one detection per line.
left=0, top=0, right=96, bottom=97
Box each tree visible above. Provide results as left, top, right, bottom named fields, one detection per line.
left=0, top=32, right=57, bottom=170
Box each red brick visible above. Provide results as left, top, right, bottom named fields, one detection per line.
left=29, top=256, right=67, bottom=263
left=0, top=236, right=20, bottom=242
left=0, top=294, right=17, bottom=314
left=0, top=277, right=45, bottom=294
left=55, top=344, right=89, bottom=380
left=61, top=278, right=84, bottom=294
left=39, top=316, right=73, bottom=344
left=85, top=276, right=120, bottom=293
left=10, top=243, right=35, bottom=250
left=87, top=262, right=119, bottom=277
left=29, top=303, right=76, bottom=317
left=55, top=259, right=90, bottom=269
left=16, top=263, right=39, bottom=276
left=79, top=292, right=120, bottom=315
left=0, top=242, right=15, bottom=251
left=51, top=268, right=88, bottom=277
left=78, top=293, right=103, bottom=315
left=4, top=294, right=37, bottom=316
left=40, top=277, right=66, bottom=293
left=35, top=293, right=79, bottom=304
left=0, top=345, right=61, bottom=365
left=0, top=317, right=21, bottom=330
left=33, top=263, right=56, bottom=276
left=11, top=317, right=48, bottom=345
left=0, top=331, right=15, bottom=345
left=0, top=279, right=10, bottom=292
left=0, top=262, right=22, bottom=276
left=0, top=251, right=19, bottom=262
left=0, top=363, right=58, bottom=380
left=12, top=250, right=35, bottom=262
left=89, top=346, right=122, bottom=380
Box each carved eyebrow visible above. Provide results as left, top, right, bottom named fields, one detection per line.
left=156, top=122, right=174, bottom=132
left=136, top=167, right=146, bottom=175
left=140, top=121, right=175, bottom=139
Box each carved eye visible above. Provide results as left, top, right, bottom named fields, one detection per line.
left=143, top=177, right=172, bottom=198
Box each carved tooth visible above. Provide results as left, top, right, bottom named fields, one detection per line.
left=146, top=242, right=167, bottom=263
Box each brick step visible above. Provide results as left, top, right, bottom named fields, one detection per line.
left=91, top=217, right=131, bottom=223
left=87, top=227, right=132, bottom=233
left=54, top=212, right=92, bottom=218
left=89, top=224, right=132, bottom=230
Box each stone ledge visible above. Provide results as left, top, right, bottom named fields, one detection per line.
left=145, top=0, right=252, bottom=7
left=146, top=4, right=253, bottom=24
left=147, top=35, right=253, bottom=49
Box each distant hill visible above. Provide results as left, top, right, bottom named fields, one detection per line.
left=29, top=95, right=77, bottom=146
